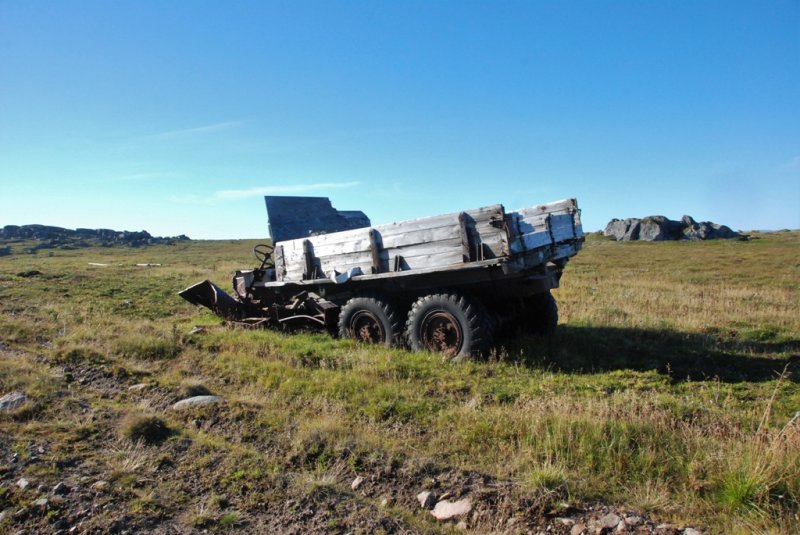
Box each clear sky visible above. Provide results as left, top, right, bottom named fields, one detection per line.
left=1, top=1, right=798, bottom=239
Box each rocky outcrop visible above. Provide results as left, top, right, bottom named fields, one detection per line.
left=604, top=215, right=744, bottom=241
left=0, top=224, right=189, bottom=253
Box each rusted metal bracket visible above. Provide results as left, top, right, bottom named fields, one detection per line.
left=302, top=240, right=316, bottom=280
left=458, top=212, right=474, bottom=262
left=368, top=228, right=382, bottom=274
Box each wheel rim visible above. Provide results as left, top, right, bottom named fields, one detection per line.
left=349, top=310, right=386, bottom=343
left=420, top=310, right=463, bottom=356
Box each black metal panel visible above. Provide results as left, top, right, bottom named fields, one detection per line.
left=264, top=196, right=370, bottom=243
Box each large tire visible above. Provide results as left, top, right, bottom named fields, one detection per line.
left=523, top=291, right=558, bottom=336
left=405, top=293, right=491, bottom=358
left=337, top=296, right=402, bottom=347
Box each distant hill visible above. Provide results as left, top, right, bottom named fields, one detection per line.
left=0, top=224, right=189, bottom=255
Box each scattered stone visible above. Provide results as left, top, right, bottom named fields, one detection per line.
left=171, top=395, right=222, bottom=410
left=456, top=520, right=468, bottom=530
left=556, top=518, right=575, bottom=527
left=416, top=490, right=437, bottom=509
left=16, top=478, right=29, bottom=490
left=351, top=476, right=364, bottom=491
left=53, top=482, right=69, bottom=495
left=624, top=515, right=643, bottom=526
left=188, top=326, right=206, bottom=335
left=128, top=383, right=148, bottom=391
left=16, top=270, right=42, bottom=278
left=0, top=509, right=10, bottom=521
left=90, top=480, right=108, bottom=492
left=571, top=523, right=586, bottom=535
left=431, top=498, right=472, bottom=520
left=599, top=512, right=621, bottom=530
left=682, top=529, right=701, bottom=535
left=34, top=497, right=48, bottom=509
left=37, top=484, right=48, bottom=493
left=380, top=496, right=392, bottom=507
left=1, top=391, right=28, bottom=412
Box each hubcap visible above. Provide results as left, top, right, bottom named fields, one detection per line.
left=420, top=311, right=463, bottom=356
left=350, top=310, right=386, bottom=343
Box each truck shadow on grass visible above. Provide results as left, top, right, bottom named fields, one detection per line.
left=503, top=326, right=800, bottom=383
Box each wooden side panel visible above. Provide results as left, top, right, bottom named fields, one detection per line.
left=509, top=198, right=581, bottom=257
left=274, top=204, right=507, bottom=282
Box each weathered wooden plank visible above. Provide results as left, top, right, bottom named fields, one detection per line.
left=311, top=236, right=462, bottom=262
left=376, top=204, right=503, bottom=238
left=399, top=249, right=464, bottom=270
left=393, top=238, right=463, bottom=259
left=512, top=198, right=577, bottom=217
left=380, top=224, right=461, bottom=249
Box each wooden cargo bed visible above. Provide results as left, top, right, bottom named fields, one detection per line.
left=269, top=198, right=583, bottom=286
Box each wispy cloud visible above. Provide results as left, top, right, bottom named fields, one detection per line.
left=215, top=181, right=360, bottom=200
left=147, top=121, right=244, bottom=139
left=105, top=171, right=180, bottom=182
left=171, top=181, right=360, bottom=205
left=782, top=156, right=800, bottom=170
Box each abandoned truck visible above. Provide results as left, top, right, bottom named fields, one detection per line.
left=179, top=196, right=584, bottom=357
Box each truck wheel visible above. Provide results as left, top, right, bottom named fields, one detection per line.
left=338, top=296, right=402, bottom=347
left=524, top=291, right=558, bottom=336
left=406, top=293, right=490, bottom=358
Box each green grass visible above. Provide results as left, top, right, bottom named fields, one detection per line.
left=0, top=233, right=798, bottom=533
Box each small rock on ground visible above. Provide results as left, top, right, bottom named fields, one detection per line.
left=599, top=512, right=621, bottom=529
left=570, top=523, right=586, bottom=535
left=431, top=498, right=471, bottom=520
left=171, top=395, right=222, bottom=410
left=0, top=392, right=27, bottom=412
left=351, top=476, right=364, bottom=490
left=416, top=490, right=437, bottom=509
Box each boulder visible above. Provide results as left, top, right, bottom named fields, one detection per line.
left=605, top=215, right=743, bottom=241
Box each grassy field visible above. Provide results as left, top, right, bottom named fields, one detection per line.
left=0, top=232, right=798, bottom=533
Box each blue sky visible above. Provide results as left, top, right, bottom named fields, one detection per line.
left=1, top=1, right=798, bottom=238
